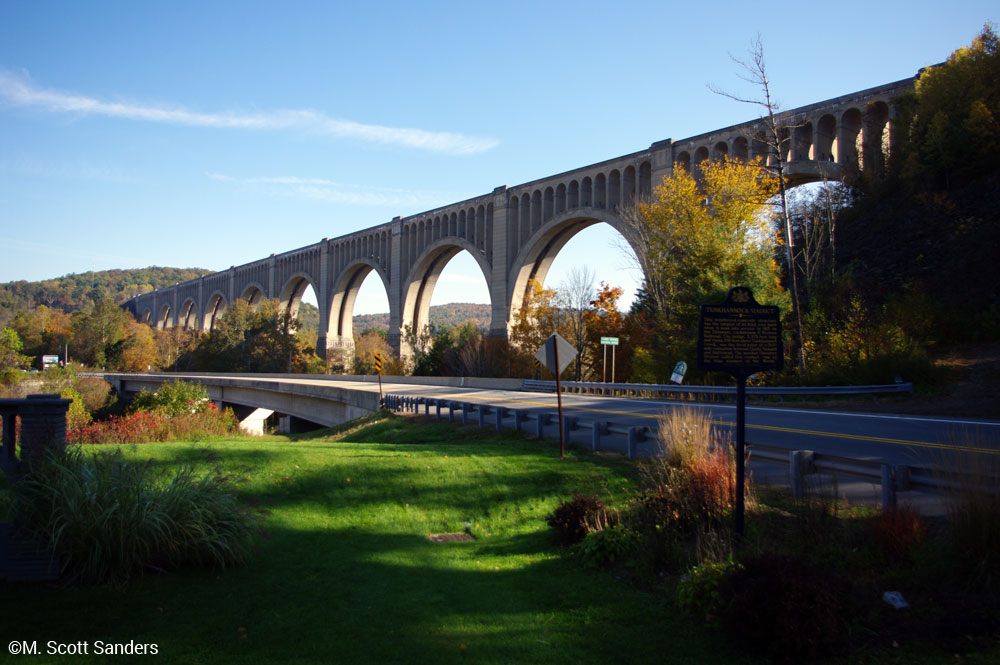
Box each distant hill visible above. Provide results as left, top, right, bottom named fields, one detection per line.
left=0, top=267, right=211, bottom=326
left=0, top=268, right=491, bottom=337
left=351, top=302, right=491, bottom=335
left=299, top=302, right=491, bottom=337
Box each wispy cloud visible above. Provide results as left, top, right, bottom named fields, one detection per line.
left=0, top=70, right=499, bottom=155
left=0, top=235, right=136, bottom=267
left=207, top=172, right=470, bottom=208
left=0, top=155, right=144, bottom=184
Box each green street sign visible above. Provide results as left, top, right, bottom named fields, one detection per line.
left=600, top=336, right=619, bottom=346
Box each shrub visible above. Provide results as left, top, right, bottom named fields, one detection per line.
left=547, top=494, right=612, bottom=545
left=73, top=378, right=116, bottom=418
left=68, top=411, right=166, bottom=445
left=13, top=446, right=255, bottom=586
left=129, top=380, right=212, bottom=416
left=68, top=407, right=238, bottom=445
left=1, top=367, right=22, bottom=386
left=574, top=525, right=638, bottom=569
left=60, top=387, right=92, bottom=432
left=677, top=558, right=742, bottom=622
left=870, top=504, right=925, bottom=562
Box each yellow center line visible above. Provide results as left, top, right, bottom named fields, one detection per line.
left=429, top=391, right=999, bottom=455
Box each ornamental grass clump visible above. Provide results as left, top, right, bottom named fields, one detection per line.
left=643, top=407, right=745, bottom=521
left=13, top=446, right=255, bottom=586
left=631, top=407, right=747, bottom=569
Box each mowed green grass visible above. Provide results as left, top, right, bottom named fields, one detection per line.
left=1, top=413, right=759, bottom=665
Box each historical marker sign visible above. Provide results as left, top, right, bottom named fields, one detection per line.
left=696, top=286, right=783, bottom=546
left=698, top=286, right=783, bottom=376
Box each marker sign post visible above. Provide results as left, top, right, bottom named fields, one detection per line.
left=535, top=333, right=577, bottom=459
left=697, top=286, right=783, bottom=543
left=600, top=336, right=619, bottom=383
left=373, top=353, right=384, bottom=404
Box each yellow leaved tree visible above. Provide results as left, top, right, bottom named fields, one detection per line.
left=631, top=157, right=790, bottom=366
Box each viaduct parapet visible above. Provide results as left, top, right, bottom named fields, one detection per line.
left=124, top=74, right=916, bottom=359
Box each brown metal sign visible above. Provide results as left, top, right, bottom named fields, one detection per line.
left=697, top=286, right=783, bottom=376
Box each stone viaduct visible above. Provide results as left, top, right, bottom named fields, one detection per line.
left=123, top=74, right=916, bottom=359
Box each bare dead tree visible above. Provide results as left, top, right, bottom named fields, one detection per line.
left=786, top=179, right=850, bottom=298
left=560, top=265, right=596, bottom=380
left=614, top=197, right=671, bottom=321
left=709, top=35, right=807, bottom=375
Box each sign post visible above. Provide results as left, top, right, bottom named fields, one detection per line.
left=373, top=352, right=384, bottom=405
left=600, top=336, right=619, bottom=384
left=697, top=286, right=783, bottom=544
left=535, top=333, right=577, bottom=459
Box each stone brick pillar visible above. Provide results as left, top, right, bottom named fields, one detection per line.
left=19, top=394, right=71, bottom=463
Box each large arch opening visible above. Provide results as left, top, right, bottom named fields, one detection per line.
left=179, top=299, right=199, bottom=331
left=280, top=277, right=320, bottom=347
left=156, top=304, right=173, bottom=330
left=203, top=293, right=227, bottom=331
left=326, top=261, right=391, bottom=365
left=508, top=210, right=642, bottom=330
left=425, top=250, right=492, bottom=331
left=241, top=284, right=265, bottom=307
left=278, top=275, right=314, bottom=322
left=400, top=239, right=492, bottom=357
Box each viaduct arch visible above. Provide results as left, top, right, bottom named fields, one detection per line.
left=124, top=75, right=915, bottom=359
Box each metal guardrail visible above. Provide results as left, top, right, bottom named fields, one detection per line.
left=384, top=393, right=992, bottom=513
left=383, top=393, right=652, bottom=459
left=521, top=379, right=914, bottom=401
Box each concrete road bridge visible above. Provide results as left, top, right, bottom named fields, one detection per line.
left=123, top=74, right=916, bottom=358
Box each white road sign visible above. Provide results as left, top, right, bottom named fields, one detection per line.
left=535, top=333, right=577, bottom=375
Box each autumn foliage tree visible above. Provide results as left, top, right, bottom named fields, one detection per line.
left=898, top=23, right=1000, bottom=190
left=583, top=282, right=624, bottom=381
left=633, top=157, right=790, bottom=373
left=185, top=299, right=324, bottom=373
left=509, top=279, right=566, bottom=358
left=9, top=305, right=73, bottom=362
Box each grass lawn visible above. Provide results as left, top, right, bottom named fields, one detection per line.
left=1, top=413, right=760, bottom=665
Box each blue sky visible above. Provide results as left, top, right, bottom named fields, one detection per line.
left=0, top=1, right=994, bottom=314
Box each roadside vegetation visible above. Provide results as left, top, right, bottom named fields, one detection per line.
left=548, top=407, right=999, bottom=663
left=1, top=407, right=996, bottom=663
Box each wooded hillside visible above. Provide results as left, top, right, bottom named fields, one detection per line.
left=0, top=267, right=210, bottom=327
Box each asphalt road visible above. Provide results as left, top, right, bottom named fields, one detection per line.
left=370, top=381, right=1000, bottom=466
left=112, top=373, right=1000, bottom=468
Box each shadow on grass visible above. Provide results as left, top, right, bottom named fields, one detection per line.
left=0, top=414, right=769, bottom=664
left=2, top=522, right=758, bottom=665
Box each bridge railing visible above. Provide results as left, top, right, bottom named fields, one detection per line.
left=521, top=379, right=914, bottom=402
left=382, top=393, right=993, bottom=513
